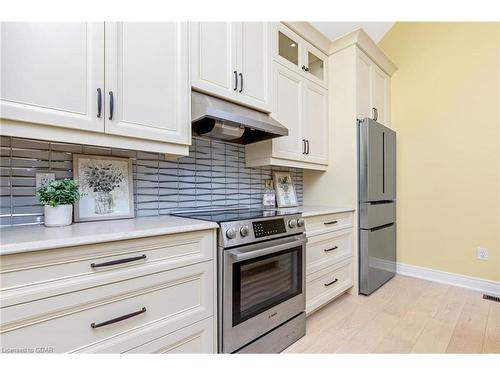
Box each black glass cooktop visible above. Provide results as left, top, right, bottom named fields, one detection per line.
left=171, top=208, right=301, bottom=223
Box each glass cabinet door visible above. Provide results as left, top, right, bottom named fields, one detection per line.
left=278, top=31, right=299, bottom=66
left=307, top=51, right=324, bottom=80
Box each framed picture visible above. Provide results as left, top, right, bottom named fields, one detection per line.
left=272, top=171, right=298, bottom=208
left=73, top=154, right=134, bottom=222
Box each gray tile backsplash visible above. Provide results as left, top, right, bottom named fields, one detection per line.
left=0, top=136, right=303, bottom=226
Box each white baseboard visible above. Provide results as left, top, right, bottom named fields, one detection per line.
left=397, top=262, right=500, bottom=296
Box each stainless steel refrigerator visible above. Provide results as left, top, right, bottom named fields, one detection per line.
left=358, top=118, right=396, bottom=295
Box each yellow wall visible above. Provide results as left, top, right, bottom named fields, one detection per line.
left=379, top=22, right=500, bottom=281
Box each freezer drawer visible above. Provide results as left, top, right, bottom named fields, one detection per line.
left=359, top=223, right=396, bottom=295
left=359, top=202, right=396, bottom=229
left=359, top=118, right=396, bottom=202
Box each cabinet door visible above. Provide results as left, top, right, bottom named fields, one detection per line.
left=104, top=22, right=190, bottom=145
left=371, top=63, right=390, bottom=126
left=356, top=49, right=390, bottom=126
left=235, top=22, right=271, bottom=112
left=0, top=22, right=104, bottom=132
left=356, top=50, right=372, bottom=120
left=274, top=23, right=301, bottom=72
left=271, top=64, right=304, bottom=161
left=301, top=42, right=328, bottom=88
left=190, top=22, right=238, bottom=101
left=302, top=81, right=328, bottom=165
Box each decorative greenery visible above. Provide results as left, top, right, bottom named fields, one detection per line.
left=278, top=175, right=291, bottom=193
left=37, top=179, right=82, bottom=207
left=82, top=162, right=124, bottom=193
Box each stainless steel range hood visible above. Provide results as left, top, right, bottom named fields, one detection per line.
left=191, top=91, right=288, bottom=144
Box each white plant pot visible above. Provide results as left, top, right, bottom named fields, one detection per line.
left=44, top=204, right=73, bottom=227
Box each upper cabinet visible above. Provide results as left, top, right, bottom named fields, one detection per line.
left=190, top=22, right=271, bottom=112
left=104, top=22, right=190, bottom=145
left=0, top=23, right=105, bottom=133
left=356, top=49, right=391, bottom=126
left=1, top=22, right=191, bottom=156
left=246, top=23, right=329, bottom=171
left=275, top=23, right=328, bottom=88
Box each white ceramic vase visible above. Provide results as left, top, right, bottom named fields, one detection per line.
left=44, top=204, right=73, bottom=227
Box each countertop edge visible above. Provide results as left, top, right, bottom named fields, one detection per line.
left=300, top=206, right=355, bottom=218
left=0, top=220, right=219, bottom=256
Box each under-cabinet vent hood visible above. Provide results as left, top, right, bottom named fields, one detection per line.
left=191, top=91, right=288, bottom=144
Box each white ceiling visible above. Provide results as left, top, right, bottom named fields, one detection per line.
left=311, top=22, right=395, bottom=43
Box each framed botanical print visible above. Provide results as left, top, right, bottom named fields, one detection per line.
left=73, top=154, right=134, bottom=222
left=272, top=171, right=298, bottom=208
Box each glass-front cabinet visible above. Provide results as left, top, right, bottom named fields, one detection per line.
left=274, top=23, right=327, bottom=88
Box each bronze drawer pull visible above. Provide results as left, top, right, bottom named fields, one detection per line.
left=324, top=220, right=338, bottom=225
left=90, top=254, right=147, bottom=268
left=90, top=307, right=146, bottom=329
left=324, top=246, right=338, bottom=253
left=324, top=278, right=339, bottom=287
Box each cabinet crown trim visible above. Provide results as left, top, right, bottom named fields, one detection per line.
left=328, top=28, right=397, bottom=76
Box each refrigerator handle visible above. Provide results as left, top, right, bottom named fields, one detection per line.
left=382, top=132, right=386, bottom=195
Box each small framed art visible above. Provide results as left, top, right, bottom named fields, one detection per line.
left=73, top=154, right=134, bottom=222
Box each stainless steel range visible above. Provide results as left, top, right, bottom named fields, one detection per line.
left=172, top=208, right=307, bottom=353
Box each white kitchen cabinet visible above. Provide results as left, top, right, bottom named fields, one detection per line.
left=302, top=80, right=328, bottom=165
left=104, top=22, right=190, bottom=145
left=1, top=22, right=191, bottom=156
left=304, top=211, right=355, bottom=315
left=190, top=22, right=237, bottom=102
left=245, top=62, right=328, bottom=171
left=356, top=49, right=390, bottom=126
left=270, top=64, right=304, bottom=161
left=275, top=23, right=328, bottom=88
left=0, top=229, right=217, bottom=353
left=190, top=22, right=271, bottom=112
left=0, top=22, right=105, bottom=133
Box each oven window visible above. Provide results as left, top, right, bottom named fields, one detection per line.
left=232, top=246, right=302, bottom=326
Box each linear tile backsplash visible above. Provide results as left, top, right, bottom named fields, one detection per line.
left=0, top=136, right=303, bottom=226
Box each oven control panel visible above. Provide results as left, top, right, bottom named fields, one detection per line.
left=253, top=219, right=287, bottom=238
left=219, top=214, right=305, bottom=248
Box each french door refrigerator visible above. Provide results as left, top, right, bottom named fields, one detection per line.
left=358, top=118, right=396, bottom=295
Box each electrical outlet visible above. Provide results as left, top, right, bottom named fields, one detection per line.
left=477, top=247, right=489, bottom=261
left=35, top=173, right=55, bottom=190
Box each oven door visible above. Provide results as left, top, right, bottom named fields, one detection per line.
left=222, top=234, right=306, bottom=353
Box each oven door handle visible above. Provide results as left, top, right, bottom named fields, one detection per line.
left=227, top=237, right=307, bottom=262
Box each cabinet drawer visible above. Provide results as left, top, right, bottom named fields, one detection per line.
left=0, top=261, right=213, bottom=353
left=125, top=317, right=214, bottom=353
left=306, top=228, right=353, bottom=275
left=305, top=212, right=353, bottom=236
left=306, top=258, right=353, bottom=315
left=1, top=230, right=215, bottom=307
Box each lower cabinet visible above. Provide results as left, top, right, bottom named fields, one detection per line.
left=0, top=229, right=217, bottom=353
left=304, top=211, right=355, bottom=315
left=125, top=318, right=214, bottom=353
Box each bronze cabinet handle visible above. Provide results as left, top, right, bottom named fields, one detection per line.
left=90, top=307, right=146, bottom=329
left=324, top=246, right=338, bottom=253
left=90, top=254, right=146, bottom=268
left=324, top=220, right=338, bottom=225
left=96, top=88, right=102, bottom=118
left=324, top=278, right=339, bottom=287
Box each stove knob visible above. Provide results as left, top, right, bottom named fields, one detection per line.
left=240, top=225, right=250, bottom=237
left=297, top=218, right=305, bottom=227
left=288, top=219, right=298, bottom=228
left=226, top=227, right=237, bottom=239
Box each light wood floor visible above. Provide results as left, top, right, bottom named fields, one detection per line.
left=284, top=275, right=500, bottom=353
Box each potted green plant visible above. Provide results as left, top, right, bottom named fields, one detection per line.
left=37, top=179, right=82, bottom=227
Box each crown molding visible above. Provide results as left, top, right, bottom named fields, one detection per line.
left=283, top=22, right=331, bottom=54
left=328, top=28, right=397, bottom=76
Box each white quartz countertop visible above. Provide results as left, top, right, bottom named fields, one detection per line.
left=292, top=205, right=355, bottom=217
left=0, top=216, right=219, bottom=255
